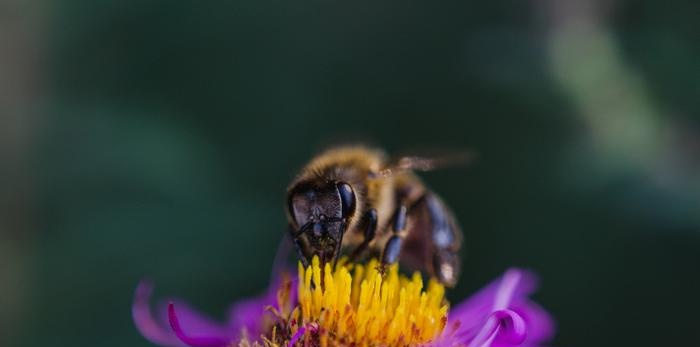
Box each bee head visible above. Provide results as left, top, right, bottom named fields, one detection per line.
left=287, top=180, right=356, bottom=264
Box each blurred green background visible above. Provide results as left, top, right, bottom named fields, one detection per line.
left=1, top=0, right=699, bottom=346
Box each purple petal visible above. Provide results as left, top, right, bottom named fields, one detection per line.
left=226, top=298, right=268, bottom=338
left=437, top=268, right=554, bottom=347
left=510, top=300, right=555, bottom=344
left=157, top=299, right=232, bottom=340
left=132, top=280, right=240, bottom=347
left=493, top=269, right=525, bottom=310
left=469, top=309, right=526, bottom=347
left=168, top=303, right=230, bottom=347
left=226, top=285, right=277, bottom=339
left=132, top=280, right=186, bottom=347
left=449, top=269, right=537, bottom=327
left=226, top=275, right=297, bottom=341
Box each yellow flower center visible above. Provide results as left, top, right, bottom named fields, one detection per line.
left=293, top=256, right=449, bottom=347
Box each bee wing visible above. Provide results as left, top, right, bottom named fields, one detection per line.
left=379, top=149, right=475, bottom=177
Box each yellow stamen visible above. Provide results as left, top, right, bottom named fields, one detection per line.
left=295, top=256, right=449, bottom=347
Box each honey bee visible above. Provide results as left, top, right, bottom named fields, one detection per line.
left=285, top=146, right=465, bottom=287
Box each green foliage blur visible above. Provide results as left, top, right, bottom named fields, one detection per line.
left=2, top=0, right=698, bottom=346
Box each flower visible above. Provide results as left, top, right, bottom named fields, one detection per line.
left=133, top=258, right=554, bottom=347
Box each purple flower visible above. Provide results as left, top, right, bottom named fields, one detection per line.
left=133, top=260, right=554, bottom=347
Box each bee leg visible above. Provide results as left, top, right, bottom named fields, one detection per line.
left=289, top=226, right=310, bottom=267
left=423, top=193, right=462, bottom=287
left=433, top=249, right=460, bottom=287
left=293, top=239, right=310, bottom=267
left=350, top=209, right=377, bottom=262
left=381, top=204, right=408, bottom=265
left=382, top=235, right=403, bottom=265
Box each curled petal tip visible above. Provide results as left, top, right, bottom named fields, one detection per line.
left=492, top=309, right=527, bottom=344
left=471, top=309, right=527, bottom=347
left=168, top=303, right=229, bottom=347
left=132, top=282, right=185, bottom=347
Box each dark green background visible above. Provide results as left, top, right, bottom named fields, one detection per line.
left=7, top=0, right=700, bottom=346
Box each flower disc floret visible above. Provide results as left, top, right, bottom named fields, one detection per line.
left=292, top=256, right=448, bottom=347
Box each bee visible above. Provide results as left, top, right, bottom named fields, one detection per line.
left=285, top=146, right=465, bottom=287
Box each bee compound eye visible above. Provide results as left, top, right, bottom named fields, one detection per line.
left=336, top=182, right=356, bottom=218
